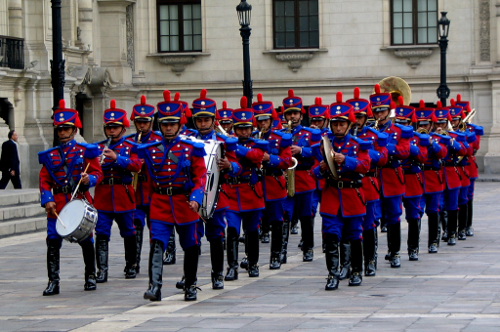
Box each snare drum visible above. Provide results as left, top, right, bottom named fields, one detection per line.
left=200, top=140, right=223, bottom=219
left=56, top=199, right=98, bottom=243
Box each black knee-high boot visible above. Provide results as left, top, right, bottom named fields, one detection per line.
left=224, top=227, right=239, bottom=281
left=184, top=245, right=200, bottom=301
left=43, top=239, right=60, bottom=296
left=300, top=216, right=314, bottom=261
left=388, top=223, right=401, bottom=268
left=324, top=233, right=340, bottom=291
left=80, top=240, right=97, bottom=291
left=363, top=229, right=376, bottom=276
left=210, top=239, right=224, bottom=289
left=95, top=235, right=109, bottom=283
left=440, top=210, right=448, bottom=241
left=349, top=239, right=363, bottom=286
left=163, top=232, right=176, bottom=265
left=144, top=240, right=163, bottom=301
left=407, top=218, right=421, bottom=261
left=269, top=220, right=283, bottom=269
left=124, top=236, right=137, bottom=279
left=246, top=230, right=260, bottom=277
left=134, top=220, right=144, bottom=274
left=457, top=204, right=468, bottom=240
left=427, top=212, right=439, bottom=253
left=447, top=209, right=459, bottom=245
left=466, top=199, right=474, bottom=236
left=339, top=240, right=351, bottom=280
left=280, top=213, right=291, bottom=264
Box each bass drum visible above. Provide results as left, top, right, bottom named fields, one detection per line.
left=200, top=140, right=223, bottom=219
left=56, top=199, right=98, bottom=243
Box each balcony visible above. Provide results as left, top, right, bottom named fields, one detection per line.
left=0, top=36, right=24, bottom=70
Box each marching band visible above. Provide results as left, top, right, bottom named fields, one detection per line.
left=38, top=78, right=484, bottom=299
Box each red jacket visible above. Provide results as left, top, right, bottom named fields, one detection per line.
left=442, top=132, right=468, bottom=190
left=125, top=130, right=163, bottom=206
left=282, top=125, right=322, bottom=194
left=313, top=133, right=371, bottom=217
left=226, top=137, right=267, bottom=212
left=422, top=133, right=448, bottom=194
left=94, top=137, right=142, bottom=213
left=137, top=136, right=207, bottom=225
left=376, top=121, right=412, bottom=197
left=466, top=124, right=483, bottom=180
left=254, top=130, right=292, bottom=201
left=38, top=140, right=103, bottom=219
left=402, top=132, right=429, bottom=198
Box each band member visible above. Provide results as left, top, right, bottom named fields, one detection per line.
left=225, top=97, right=267, bottom=279
left=39, top=100, right=103, bottom=295
left=252, top=93, right=292, bottom=269
left=433, top=101, right=468, bottom=245
left=455, top=94, right=483, bottom=236
left=187, top=89, right=240, bottom=289
left=449, top=100, right=476, bottom=240
left=369, top=84, right=412, bottom=268
left=414, top=102, right=449, bottom=253
left=216, top=101, right=235, bottom=136
left=347, top=87, right=388, bottom=276
left=393, top=98, right=428, bottom=261
left=138, top=90, right=207, bottom=301
left=313, top=92, right=370, bottom=290
left=125, top=96, right=163, bottom=274
left=281, top=90, right=321, bottom=263
left=94, top=100, right=142, bottom=283
left=308, top=97, right=330, bottom=219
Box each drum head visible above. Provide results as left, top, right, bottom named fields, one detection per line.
left=56, top=200, right=86, bottom=237
left=200, top=141, right=222, bottom=218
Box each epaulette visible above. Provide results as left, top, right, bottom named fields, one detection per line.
left=78, top=142, right=100, bottom=159
left=225, top=137, right=238, bottom=152
left=468, top=124, right=484, bottom=136
left=181, top=138, right=206, bottom=157
left=453, top=132, right=466, bottom=142
left=38, top=147, right=58, bottom=165
left=252, top=138, right=269, bottom=152
left=415, top=132, right=430, bottom=147
left=394, top=123, right=414, bottom=139
left=216, top=132, right=229, bottom=141
left=124, top=133, right=135, bottom=140
left=465, top=130, right=477, bottom=143
left=377, top=132, right=389, bottom=147
left=183, top=128, right=199, bottom=137
left=434, top=133, right=451, bottom=145
left=352, top=136, right=372, bottom=151
left=302, top=127, right=321, bottom=141
left=280, top=133, right=293, bottom=148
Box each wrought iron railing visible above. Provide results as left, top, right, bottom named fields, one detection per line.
left=0, top=36, right=24, bottom=69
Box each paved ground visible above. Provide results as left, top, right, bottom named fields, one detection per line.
left=1, top=182, right=500, bottom=332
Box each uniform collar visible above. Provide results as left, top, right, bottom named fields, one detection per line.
left=198, top=129, right=216, bottom=141
left=59, top=139, right=76, bottom=149
left=333, top=133, right=350, bottom=144
left=109, top=137, right=125, bottom=149
left=291, top=124, right=302, bottom=135
left=379, top=119, right=393, bottom=132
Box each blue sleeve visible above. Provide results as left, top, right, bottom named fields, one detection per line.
left=115, top=155, right=130, bottom=169
left=409, top=144, right=420, bottom=157
left=429, top=141, right=441, bottom=156
left=386, top=144, right=397, bottom=156
left=268, top=155, right=281, bottom=168
left=368, top=149, right=381, bottom=165
left=301, top=147, right=313, bottom=158
left=235, top=145, right=250, bottom=158
left=313, top=165, right=325, bottom=180
left=342, top=156, right=358, bottom=172
left=227, top=162, right=241, bottom=176
left=40, top=190, right=54, bottom=206
left=189, top=188, right=204, bottom=205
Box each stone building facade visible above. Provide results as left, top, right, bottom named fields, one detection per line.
left=0, top=0, right=498, bottom=188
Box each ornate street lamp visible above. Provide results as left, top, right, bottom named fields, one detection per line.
left=236, top=0, right=253, bottom=107
left=51, top=0, right=65, bottom=146
left=436, top=12, right=450, bottom=106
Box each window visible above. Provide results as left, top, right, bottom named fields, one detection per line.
left=391, top=0, right=438, bottom=45
left=157, top=0, right=201, bottom=52
left=273, top=0, right=319, bottom=49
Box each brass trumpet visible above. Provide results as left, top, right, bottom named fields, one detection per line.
left=284, top=120, right=297, bottom=197
left=417, top=127, right=429, bottom=134
left=132, top=131, right=143, bottom=191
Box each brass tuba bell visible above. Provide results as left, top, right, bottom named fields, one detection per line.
left=373, top=76, right=412, bottom=106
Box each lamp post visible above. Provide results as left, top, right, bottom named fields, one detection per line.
left=236, top=0, right=253, bottom=107
left=51, top=0, right=65, bottom=146
left=436, top=11, right=450, bottom=106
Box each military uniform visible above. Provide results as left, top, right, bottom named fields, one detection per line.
left=124, top=96, right=163, bottom=273
left=39, top=100, right=103, bottom=295
left=393, top=100, right=429, bottom=261
left=140, top=90, right=207, bottom=302
left=252, top=93, right=293, bottom=269
left=312, top=92, right=371, bottom=290
left=225, top=97, right=268, bottom=279
left=369, top=84, right=412, bottom=268
left=281, top=90, right=321, bottom=262
left=347, top=88, right=389, bottom=277
left=414, top=103, right=449, bottom=254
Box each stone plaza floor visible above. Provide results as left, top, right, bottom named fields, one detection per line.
left=1, top=182, right=500, bottom=331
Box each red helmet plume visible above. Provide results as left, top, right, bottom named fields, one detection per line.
left=354, top=87, right=360, bottom=99
left=374, top=84, right=381, bottom=94
left=336, top=91, right=343, bottom=103
left=419, top=100, right=425, bottom=108
left=163, top=90, right=171, bottom=102
left=398, top=96, right=405, bottom=106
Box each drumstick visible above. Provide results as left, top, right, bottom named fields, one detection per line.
left=186, top=200, right=207, bottom=224
left=54, top=211, right=66, bottom=229
left=70, top=163, right=91, bottom=201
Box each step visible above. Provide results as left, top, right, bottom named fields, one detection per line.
left=0, top=203, right=45, bottom=221
left=0, top=189, right=40, bottom=207
left=0, top=216, right=46, bottom=238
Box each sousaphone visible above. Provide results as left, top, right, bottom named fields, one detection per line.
left=322, top=136, right=339, bottom=180
left=373, top=77, right=412, bottom=106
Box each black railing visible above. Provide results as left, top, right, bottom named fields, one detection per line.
left=0, top=36, right=24, bottom=69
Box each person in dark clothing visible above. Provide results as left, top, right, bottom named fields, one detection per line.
left=0, top=130, right=22, bottom=189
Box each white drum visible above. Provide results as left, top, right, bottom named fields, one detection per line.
left=200, top=140, right=223, bottom=219
left=56, top=199, right=98, bottom=243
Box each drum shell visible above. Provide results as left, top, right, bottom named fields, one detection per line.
left=56, top=200, right=98, bottom=243
left=200, top=140, right=223, bottom=219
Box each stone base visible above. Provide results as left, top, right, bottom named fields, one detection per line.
left=482, top=155, right=500, bottom=174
